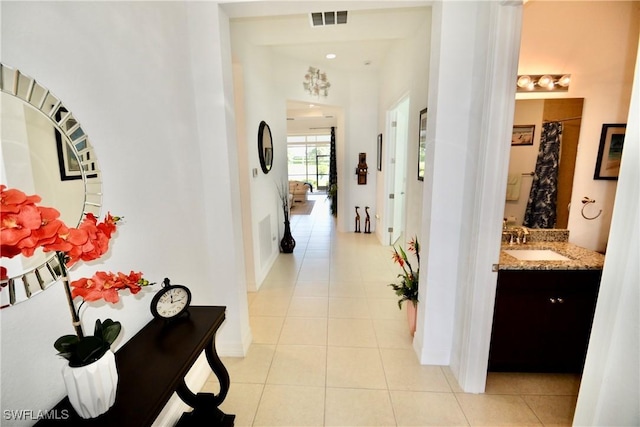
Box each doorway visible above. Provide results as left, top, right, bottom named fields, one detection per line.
left=386, top=96, right=410, bottom=245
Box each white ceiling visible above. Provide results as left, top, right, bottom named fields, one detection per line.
left=222, top=1, right=431, bottom=133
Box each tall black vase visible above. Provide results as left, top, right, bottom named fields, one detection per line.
left=280, top=220, right=296, bottom=253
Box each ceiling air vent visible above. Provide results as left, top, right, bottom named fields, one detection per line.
left=310, top=11, right=347, bottom=27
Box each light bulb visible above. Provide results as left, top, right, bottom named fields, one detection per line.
left=517, top=75, right=532, bottom=88
left=557, top=74, right=571, bottom=87
left=326, top=53, right=336, bottom=59
left=537, top=75, right=553, bottom=88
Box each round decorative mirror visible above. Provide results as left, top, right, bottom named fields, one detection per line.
left=1, top=63, right=103, bottom=307
left=258, top=121, right=273, bottom=174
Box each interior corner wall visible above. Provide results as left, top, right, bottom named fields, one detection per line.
left=418, top=1, right=522, bottom=395
left=518, top=1, right=640, bottom=253
left=1, top=1, right=247, bottom=420
left=229, top=38, right=284, bottom=291
left=376, top=8, right=431, bottom=245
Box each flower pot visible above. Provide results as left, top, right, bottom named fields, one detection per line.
left=61, top=350, right=118, bottom=419
left=406, top=301, right=417, bottom=336
left=280, top=220, right=296, bottom=253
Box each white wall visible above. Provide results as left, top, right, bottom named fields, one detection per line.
left=574, top=30, right=640, bottom=427
left=230, top=36, right=285, bottom=290
left=517, top=1, right=640, bottom=252
left=344, top=72, right=379, bottom=228
left=418, top=1, right=522, bottom=394
left=376, top=8, right=431, bottom=245
left=1, top=2, right=249, bottom=422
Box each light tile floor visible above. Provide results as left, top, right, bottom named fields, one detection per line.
left=203, top=195, right=580, bottom=426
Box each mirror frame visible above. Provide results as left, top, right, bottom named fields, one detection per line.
left=1, top=63, right=103, bottom=307
left=258, top=120, right=273, bottom=174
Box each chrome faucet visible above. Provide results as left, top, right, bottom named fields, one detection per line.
left=516, top=226, right=529, bottom=244
left=502, top=226, right=529, bottom=245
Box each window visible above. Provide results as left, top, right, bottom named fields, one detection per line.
left=287, top=135, right=331, bottom=192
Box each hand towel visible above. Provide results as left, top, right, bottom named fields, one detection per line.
left=505, top=174, right=521, bottom=201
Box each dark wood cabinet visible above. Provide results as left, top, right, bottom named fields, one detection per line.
left=489, top=270, right=601, bottom=373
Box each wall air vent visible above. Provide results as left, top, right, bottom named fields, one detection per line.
left=310, top=11, right=347, bottom=27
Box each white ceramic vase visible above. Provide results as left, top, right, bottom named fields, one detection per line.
left=61, top=350, right=118, bottom=419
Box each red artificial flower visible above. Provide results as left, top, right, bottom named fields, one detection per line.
left=71, top=271, right=147, bottom=304
left=1, top=203, right=44, bottom=258
left=0, top=185, right=41, bottom=214
left=392, top=249, right=405, bottom=268
left=96, top=213, right=119, bottom=239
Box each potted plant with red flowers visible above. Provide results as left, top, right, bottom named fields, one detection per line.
left=0, top=185, right=151, bottom=418
left=389, top=236, right=420, bottom=335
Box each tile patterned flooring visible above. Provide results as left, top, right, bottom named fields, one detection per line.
left=202, top=195, right=581, bottom=426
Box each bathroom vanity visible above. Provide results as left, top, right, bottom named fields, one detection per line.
left=489, top=238, right=605, bottom=373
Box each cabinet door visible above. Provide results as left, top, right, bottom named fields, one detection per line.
left=489, top=271, right=552, bottom=371
left=489, top=270, right=601, bottom=373
left=545, top=271, right=601, bottom=372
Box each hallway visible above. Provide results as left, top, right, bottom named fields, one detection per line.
left=203, top=195, right=581, bottom=426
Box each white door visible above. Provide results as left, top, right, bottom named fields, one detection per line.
left=387, top=97, right=410, bottom=245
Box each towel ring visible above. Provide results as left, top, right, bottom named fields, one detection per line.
left=581, top=197, right=602, bottom=220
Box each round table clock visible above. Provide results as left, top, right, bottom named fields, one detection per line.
left=151, top=278, right=192, bottom=320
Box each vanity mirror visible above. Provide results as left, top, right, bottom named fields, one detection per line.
left=505, top=98, right=584, bottom=229
left=258, top=121, right=273, bottom=174
left=1, top=64, right=102, bottom=306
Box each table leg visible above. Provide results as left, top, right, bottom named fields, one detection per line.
left=204, top=334, right=231, bottom=405
left=175, top=335, right=235, bottom=426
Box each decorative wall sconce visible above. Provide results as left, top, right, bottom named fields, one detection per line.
left=356, top=152, right=368, bottom=185
left=303, top=66, right=331, bottom=97
left=516, top=74, right=571, bottom=92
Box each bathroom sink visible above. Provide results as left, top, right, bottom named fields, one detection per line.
left=503, top=249, right=571, bottom=261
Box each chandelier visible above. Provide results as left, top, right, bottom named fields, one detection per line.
left=303, top=66, right=331, bottom=97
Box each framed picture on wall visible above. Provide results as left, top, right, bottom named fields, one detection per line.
left=377, top=134, right=382, bottom=171
left=55, top=108, right=82, bottom=181
left=55, top=107, right=98, bottom=181
left=594, top=123, right=626, bottom=180
left=511, top=125, right=535, bottom=146
left=417, top=108, right=427, bottom=181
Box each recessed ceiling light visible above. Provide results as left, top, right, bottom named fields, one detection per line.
left=326, top=53, right=336, bottom=59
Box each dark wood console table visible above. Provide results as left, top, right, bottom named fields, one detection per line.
left=36, top=306, right=235, bottom=426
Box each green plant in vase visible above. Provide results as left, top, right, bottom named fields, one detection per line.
left=389, top=236, right=420, bottom=309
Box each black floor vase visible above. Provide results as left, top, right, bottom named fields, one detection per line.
left=280, top=220, right=296, bottom=253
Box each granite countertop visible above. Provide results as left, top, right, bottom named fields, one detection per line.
left=499, top=241, right=605, bottom=271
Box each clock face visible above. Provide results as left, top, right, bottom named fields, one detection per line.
left=153, top=286, right=190, bottom=319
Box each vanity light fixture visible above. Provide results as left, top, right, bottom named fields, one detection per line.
left=516, top=74, right=571, bottom=92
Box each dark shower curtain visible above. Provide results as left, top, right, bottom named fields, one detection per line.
left=523, top=122, right=562, bottom=228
